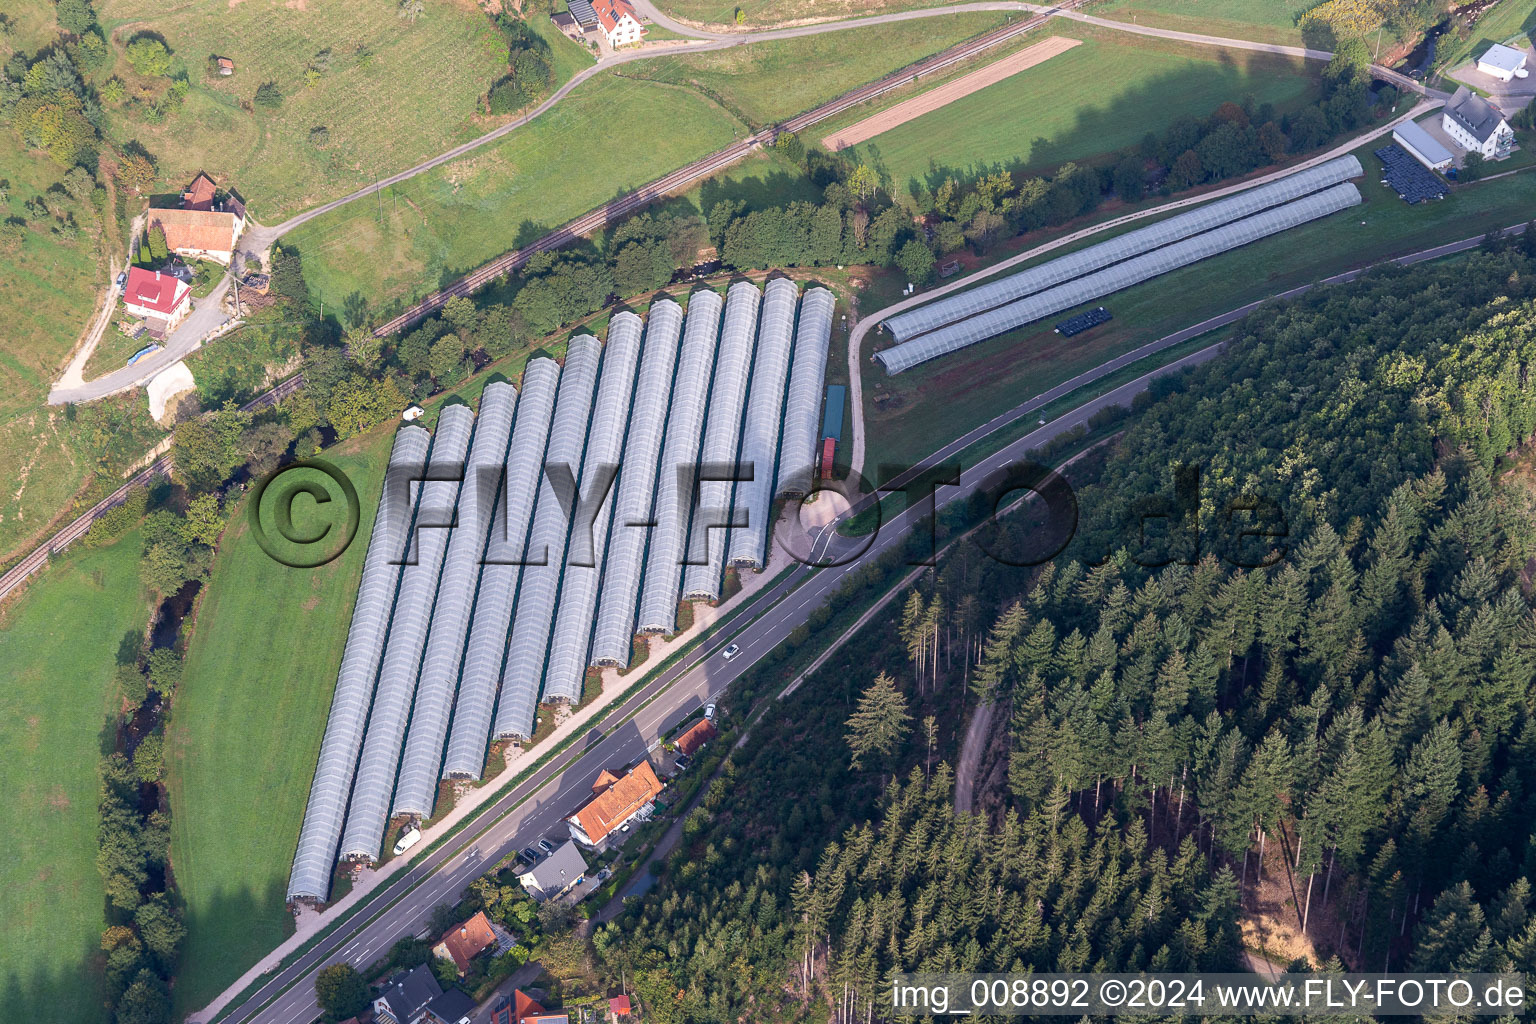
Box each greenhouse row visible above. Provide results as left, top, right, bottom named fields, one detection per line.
left=875, top=178, right=1364, bottom=375
left=288, top=280, right=835, bottom=901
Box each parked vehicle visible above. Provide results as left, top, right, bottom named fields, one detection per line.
left=675, top=755, right=691, bottom=771
left=392, top=827, right=422, bottom=856
left=537, top=838, right=555, bottom=855
left=704, top=702, right=717, bottom=721
left=520, top=846, right=541, bottom=863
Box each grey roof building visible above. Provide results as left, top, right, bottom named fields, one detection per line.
left=1444, top=86, right=1510, bottom=144
left=373, top=965, right=443, bottom=1024
left=519, top=840, right=589, bottom=901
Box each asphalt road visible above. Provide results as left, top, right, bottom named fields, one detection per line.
left=48, top=275, right=235, bottom=405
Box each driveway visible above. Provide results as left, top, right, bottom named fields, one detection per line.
left=48, top=273, right=233, bottom=405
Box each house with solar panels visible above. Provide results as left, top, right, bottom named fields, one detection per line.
left=1442, top=87, right=1514, bottom=160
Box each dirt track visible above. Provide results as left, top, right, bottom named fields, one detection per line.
left=821, top=34, right=1081, bottom=151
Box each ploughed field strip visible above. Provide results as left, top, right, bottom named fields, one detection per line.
left=287, top=280, right=835, bottom=901
left=820, top=35, right=1083, bottom=152
left=875, top=155, right=1367, bottom=374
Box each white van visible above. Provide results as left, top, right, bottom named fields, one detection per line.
left=392, top=827, right=423, bottom=856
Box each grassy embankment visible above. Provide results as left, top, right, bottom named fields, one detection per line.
left=613, top=11, right=1005, bottom=127
left=0, top=531, right=152, bottom=1024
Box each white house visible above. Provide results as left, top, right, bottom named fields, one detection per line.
left=517, top=840, right=588, bottom=902
left=1476, top=42, right=1529, bottom=83
left=122, top=267, right=191, bottom=333
left=593, top=0, right=644, bottom=47
left=1392, top=119, right=1454, bottom=171
left=1442, top=86, right=1515, bottom=160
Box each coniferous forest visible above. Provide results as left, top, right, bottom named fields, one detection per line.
left=590, top=235, right=1536, bottom=1023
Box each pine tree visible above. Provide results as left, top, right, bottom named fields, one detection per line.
left=845, top=672, right=911, bottom=771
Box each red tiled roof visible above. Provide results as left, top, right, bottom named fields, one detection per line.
left=434, top=911, right=496, bottom=974
left=609, top=994, right=632, bottom=1015
left=149, top=208, right=240, bottom=255
left=183, top=173, right=217, bottom=211
left=592, top=0, right=638, bottom=33
left=124, top=267, right=187, bottom=316
left=675, top=719, right=716, bottom=757
left=570, top=761, right=664, bottom=843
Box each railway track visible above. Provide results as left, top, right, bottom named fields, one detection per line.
left=371, top=3, right=1079, bottom=339
left=0, top=374, right=305, bottom=604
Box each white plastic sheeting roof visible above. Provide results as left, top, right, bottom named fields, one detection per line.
left=392, top=382, right=517, bottom=818
left=590, top=300, right=684, bottom=666
left=286, top=425, right=430, bottom=901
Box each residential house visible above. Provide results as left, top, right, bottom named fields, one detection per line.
left=432, top=910, right=498, bottom=975
left=1441, top=86, right=1515, bottom=159
left=593, top=0, right=644, bottom=47
left=517, top=840, right=588, bottom=902
left=122, top=267, right=191, bottom=335
left=491, top=990, right=570, bottom=1024
left=608, top=994, right=633, bottom=1020
left=421, top=989, right=476, bottom=1024
left=674, top=718, right=716, bottom=757
left=565, top=761, right=665, bottom=849
left=1475, top=42, right=1528, bottom=82
left=372, top=965, right=443, bottom=1024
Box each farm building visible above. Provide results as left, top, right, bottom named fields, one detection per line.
left=1442, top=87, right=1514, bottom=159
left=1476, top=43, right=1528, bottom=82
left=1391, top=119, right=1454, bottom=171
left=151, top=174, right=247, bottom=262
left=122, top=267, right=190, bottom=334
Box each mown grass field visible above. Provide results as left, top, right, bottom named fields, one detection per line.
left=166, top=429, right=396, bottom=1014
left=860, top=151, right=1536, bottom=470
left=96, top=0, right=584, bottom=219
left=826, top=30, right=1321, bottom=195
left=0, top=530, right=151, bottom=1024
left=615, top=12, right=1005, bottom=126
left=1092, top=0, right=1310, bottom=45
left=287, top=72, right=746, bottom=318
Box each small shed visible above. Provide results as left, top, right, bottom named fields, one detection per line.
left=216, top=56, right=235, bottom=75
left=1391, top=119, right=1453, bottom=172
